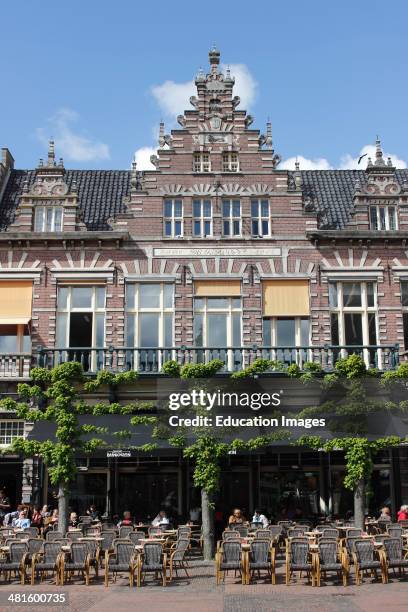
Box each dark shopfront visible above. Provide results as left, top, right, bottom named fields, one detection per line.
left=41, top=447, right=397, bottom=524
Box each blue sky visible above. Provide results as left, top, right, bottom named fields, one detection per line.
left=1, top=0, right=407, bottom=170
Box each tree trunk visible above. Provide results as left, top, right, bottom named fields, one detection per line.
left=57, top=483, right=68, bottom=535
left=201, top=488, right=215, bottom=560
left=354, top=478, right=365, bottom=531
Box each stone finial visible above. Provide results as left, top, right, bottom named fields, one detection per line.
left=225, top=66, right=232, bottom=81
left=71, top=178, right=78, bottom=193
left=38, top=158, right=44, bottom=168
left=294, top=158, right=302, bottom=188
left=130, top=156, right=138, bottom=192
left=367, top=156, right=373, bottom=167
left=265, top=120, right=273, bottom=150
left=47, top=140, right=55, bottom=166
left=159, top=121, right=165, bottom=148
left=209, top=45, right=220, bottom=73
left=196, top=67, right=205, bottom=81
left=387, top=156, right=393, bottom=166
left=374, top=135, right=386, bottom=166
left=22, top=176, right=29, bottom=192
left=58, top=157, right=64, bottom=168
left=295, top=159, right=300, bottom=172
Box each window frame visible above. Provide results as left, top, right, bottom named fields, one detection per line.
left=125, top=283, right=174, bottom=348
left=163, top=199, right=183, bottom=237
left=251, top=199, right=270, bottom=237
left=193, top=296, right=242, bottom=348
left=193, top=152, right=211, bottom=173
left=222, top=152, right=239, bottom=172
left=192, top=199, right=212, bottom=237
left=34, top=206, right=63, bottom=232
left=328, top=280, right=378, bottom=348
left=56, top=285, right=106, bottom=348
left=369, top=205, right=398, bottom=231
left=0, top=420, right=25, bottom=446
left=222, top=199, right=241, bottom=237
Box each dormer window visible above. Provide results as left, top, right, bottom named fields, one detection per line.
left=34, top=206, right=63, bottom=232
left=193, top=153, right=211, bottom=173
left=369, top=205, right=397, bottom=230
left=222, top=152, right=239, bottom=172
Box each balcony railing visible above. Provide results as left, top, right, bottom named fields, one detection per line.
left=32, top=344, right=399, bottom=375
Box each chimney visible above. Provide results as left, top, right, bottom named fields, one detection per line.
left=0, top=148, right=14, bottom=203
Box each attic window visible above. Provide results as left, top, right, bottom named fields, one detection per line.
left=34, top=206, right=63, bottom=232
left=369, top=205, right=397, bottom=231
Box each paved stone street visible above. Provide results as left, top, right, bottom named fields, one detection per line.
left=0, top=558, right=407, bottom=612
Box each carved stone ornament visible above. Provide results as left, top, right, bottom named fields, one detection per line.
left=30, top=177, right=69, bottom=197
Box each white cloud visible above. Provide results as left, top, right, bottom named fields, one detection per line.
left=280, top=155, right=333, bottom=170
left=150, top=63, right=257, bottom=117
left=133, top=146, right=157, bottom=170
left=36, top=108, right=110, bottom=162
left=340, top=144, right=407, bottom=169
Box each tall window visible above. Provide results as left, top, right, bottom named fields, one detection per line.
left=56, top=286, right=106, bottom=370
left=194, top=296, right=242, bottom=369
left=222, top=199, right=241, bottom=236
left=164, top=199, right=183, bottom=237
left=0, top=421, right=24, bottom=446
left=251, top=199, right=270, bottom=236
left=193, top=153, right=211, bottom=173
left=193, top=199, right=212, bottom=237
left=329, top=281, right=377, bottom=360
left=125, top=283, right=174, bottom=371
left=263, top=317, right=310, bottom=364
left=369, top=205, right=397, bottom=230
left=34, top=206, right=63, bottom=232
left=222, top=152, right=239, bottom=172
left=400, top=281, right=408, bottom=349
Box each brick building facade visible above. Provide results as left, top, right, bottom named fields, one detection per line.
left=0, top=48, right=407, bottom=520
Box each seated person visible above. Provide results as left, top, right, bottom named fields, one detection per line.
left=378, top=506, right=391, bottom=522
left=151, top=510, right=169, bottom=527
left=3, top=504, right=23, bottom=527
left=30, top=505, right=43, bottom=528
left=68, top=512, right=79, bottom=528
left=86, top=504, right=100, bottom=521
left=397, top=504, right=408, bottom=522
left=118, top=511, right=133, bottom=527
left=228, top=508, right=247, bottom=526
left=13, top=509, right=31, bottom=528
left=252, top=509, right=269, bottom=528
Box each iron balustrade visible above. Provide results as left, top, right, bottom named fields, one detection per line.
left=32, top=344, right=400, bottom=375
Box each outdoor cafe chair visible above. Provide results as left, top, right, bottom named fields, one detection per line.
left=100, top=531, right=116, bottom=561
left=314, top=539, right=347, bottom=587
left=285, top=539, right=314, bottom=586
left=148, top=526, right=162, bottom=537
left=345, top=528, right=362, bottom=538
left=254, top=529, right=273, bottom=541
left=137, top=541, right=167, bottom=587
left=79, top=516, right=92, bottom=524
left=320, top=528, right=339, bottom=539
left=60, top=542, right=91, bottom=586
left=177, top=526, right=191, bottom=539
left=0, top=542, right=28, bottom=585
left=46, top=531, right=64, bottom=541
left=31, top=542, right=62, bottom=586
left=387, top=525, right=403, bottom=539
left=14, top=531, right=31, bottom=540
left=66, top=530, right=83, bottom=541
left=232, top=525, right=248, bottom=538
left=246, top=540, right=276, bottom=585
left=119, top=526, right=134, bottom=539
left=215, top=540, right=245, bottom=586
left=168, top=538, right=190, bottom=582
left=24, top=527, right=39, bottom=538
left=128, top=531, right=145, bottom=546
left=84, top=526, right=101, bottom=537
left=222, top=530, right=240, bottom=540
left=104, top=541, right=136, bottom=587
left=382, top=537, right=408, bottom=582
left=352, top=539, right=386, bottom=585
left=287, top=527, right=305, bottom=538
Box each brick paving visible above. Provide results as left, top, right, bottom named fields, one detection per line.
left=0, top=556, right=407, bottom=612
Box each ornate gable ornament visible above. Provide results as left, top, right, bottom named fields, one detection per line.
left=9, top=141, right=85, bottom=233
left=361, top=137, right=401, bottom=197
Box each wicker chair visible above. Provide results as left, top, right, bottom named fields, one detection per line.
left=104, top=542, right=136, bottom=587
left=100, top=531, right=116, bottom=562
left=46, top=531, right=64, bottom=541
left=147, top=526, right=162, bottom=537
left=119, top=526, right=134, bottom=539
left=232, top=525, right=248, bottom=538
left=285, top=540, right=314, bottom=586
left=60, top=542, right=91, bottom=586
left=177, top=526, right=191, bottom=539
left=352, top=539, right=386, bottom=585
left=387, top=525, right=403, bottom=539
left=254, top=528, right=272, bottom=541
left=79, top=516, right=92, bottom=524
left=66, top=530, right=83, bottom=542
left=320, top=528, right=339, bottom=539
left=223, top=530, right=240, bottom=540
left=137, top=542, right=167, bottom=587
left=84, top=526, right=100, bottom=537
left=24, top=527, right=39, bottom=538
left=128, top=531, right=145, bottom=546
left=287, top=527, right=305, bottom=538
left=315, top=540, right=347, bottom=586
left=80, top=538, right=100, bottom=577
left=215, top=541, right=245, bottom=585
left=345, top=528, right=362, bottom=538
left=246, top=540, right=276, bottom=585
left=31, top=542, right=62, bottom=585
left=0, top=542, right=28, bottom=584
left=382, top=537, right=408, bottom=582
left=168, top=538, right=190, bottom=582
left=14, top=531, right=31, bottom=540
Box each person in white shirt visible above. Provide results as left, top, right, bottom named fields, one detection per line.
left=252, top=509, right=269, bottom=528
left=151, top=510, right=170, bottom=527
